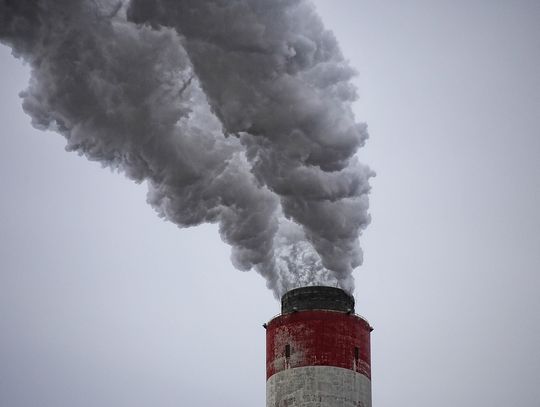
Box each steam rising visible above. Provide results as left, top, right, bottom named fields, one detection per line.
left=0, top=0, right=373, bottom=297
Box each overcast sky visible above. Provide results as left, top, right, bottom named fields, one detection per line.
left=1, top=1, right=539, bottom=406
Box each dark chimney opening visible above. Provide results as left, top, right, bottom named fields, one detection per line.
left=281, top=286, right=355, bottom=314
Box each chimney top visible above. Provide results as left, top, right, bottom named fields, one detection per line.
left=281, top=286, right=355, bottom=314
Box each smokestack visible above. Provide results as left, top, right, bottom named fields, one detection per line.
left=265, top=286, right=372, bottom=407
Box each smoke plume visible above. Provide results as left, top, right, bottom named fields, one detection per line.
left=0, top=0, right=373, bottom=297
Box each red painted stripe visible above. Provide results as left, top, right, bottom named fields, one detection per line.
left=266, top=310, right=371, bottom=380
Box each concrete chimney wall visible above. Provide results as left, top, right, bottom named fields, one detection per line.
left=266, top=286, right=372, bottom=407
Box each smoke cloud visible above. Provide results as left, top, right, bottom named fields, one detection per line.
left=0, top=0, right=373, bottom=297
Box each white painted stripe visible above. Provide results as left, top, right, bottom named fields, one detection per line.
left=266, top=365, right=371, bottom=407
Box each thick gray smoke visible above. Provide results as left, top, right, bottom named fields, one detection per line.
left=0, top=0, right=373, bottom=297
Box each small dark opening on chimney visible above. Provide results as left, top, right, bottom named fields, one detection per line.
left=354, top=346, right=359, bottom=360
left=285, top=344, right=291, bottom=358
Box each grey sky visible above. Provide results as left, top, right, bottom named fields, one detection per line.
left=1, top=1, right=539, bottom=406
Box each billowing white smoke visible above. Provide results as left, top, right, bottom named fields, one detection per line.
left=0, top=0, right=373, bottom=297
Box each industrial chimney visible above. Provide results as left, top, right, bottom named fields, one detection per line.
left=265, top=286, right=372, bottom=407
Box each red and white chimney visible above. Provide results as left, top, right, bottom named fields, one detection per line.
left=265, top=286, right=372, bottom=407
